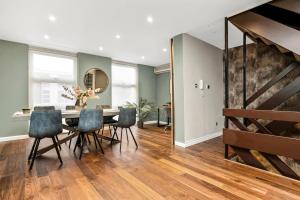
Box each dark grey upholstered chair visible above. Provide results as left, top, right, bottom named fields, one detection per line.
left=65, top=105, right=79, bottom=148
left=33, top=106, right=61, bottom=150
left=73, top=109, right=104, bottom=159
left=96, top=105, right=118, bottom=141
left=28, top=110, right=63, bottom=170
left=111, top=108, right=138, bottom=152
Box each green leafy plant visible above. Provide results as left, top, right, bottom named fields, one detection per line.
left=125, top=98, right=155, bottom=128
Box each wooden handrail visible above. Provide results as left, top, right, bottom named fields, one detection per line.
left=223, top=128, right=300, bottom=160
left=223, top=108, right=300, bottom=122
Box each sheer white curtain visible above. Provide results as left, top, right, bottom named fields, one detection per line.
left=112, top=62, right=138, bottom=107
left=29, top=50, right=77, bottom=109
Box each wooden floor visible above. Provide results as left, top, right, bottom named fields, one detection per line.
left=1, top=125, right=300, bottom=200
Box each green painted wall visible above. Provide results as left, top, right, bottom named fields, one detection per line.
left=0, top=40, right=28, bottom=137
left=172, top=35, right=185, bottom=143
left=0, top=40, right=168, bottom=137
left=77, top=53, right=112, bottom=108
left=156, top=72, right=171, bottom=122
left=138, top=64, right=157, bottom=121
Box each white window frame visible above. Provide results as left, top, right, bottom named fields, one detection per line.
left=112, top=60, right=139, bottom=107
left=28, top=47, right=77, bottom=109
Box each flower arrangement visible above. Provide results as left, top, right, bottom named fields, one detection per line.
left=62, top=85, right=101, bottom=109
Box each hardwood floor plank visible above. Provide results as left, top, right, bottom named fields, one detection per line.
left=114, top=168, right=166, bottom=200
left=0, top=125, right=299, bottom=199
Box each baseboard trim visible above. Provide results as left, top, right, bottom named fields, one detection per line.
left=143, top=120, right=168, bottom=125
left=175, top=131, right=222, bottom=148
left=0, top=134, right=29, bottom=143
left=174, top=141, right=186, bottom=148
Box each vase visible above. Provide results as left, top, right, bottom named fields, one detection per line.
left=75, top=99, right=87, bottom=111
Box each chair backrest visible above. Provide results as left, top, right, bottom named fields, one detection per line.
left=29, top=110, right=62, bottom=138
left=34, top=106, right=55, bottom=111
left=78, top=109, right=103, bottom=132
left=66, top=105, right=75, bottom=110
left=96, top=105, right=111, bottom=109
left=118, top=108, right=136, bottom=127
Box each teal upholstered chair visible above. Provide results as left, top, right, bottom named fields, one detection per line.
left=28, top=110, right=63, bottom=170
left=33, top=106, right=61, bottom=150
left=111, top=108, right=138, bottom=152
left=73, top=109, right=104, bottom=159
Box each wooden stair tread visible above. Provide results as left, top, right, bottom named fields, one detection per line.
left=229, top=11, right=300, bottom=56
left=270, top=0, right=300, bottom=14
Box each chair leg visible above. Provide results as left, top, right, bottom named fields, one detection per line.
left=125, top=128, right=129, bottom=142
left=111, top=127, right=117, bottom=145
left=73, top=135, right=81, bottom=152
left=129, top=127, right=138, bottom=149
left=108, top=125, right=112, bottom=136
left=29, top=139, right=40, bottom=170
left=113, top=126, right=119, bottom=140
left=52, top=137, right=63, bottom=165
left=28, top=138, right=37, bottom=161
left=79, top=133, right=86, bottom=160
left=100, top=124, right=105, bottom=143
left=69, top=133, right=73, bottom=148
left=119, top=128, right=123, bottom=152
left=55, top=135, right=62, bottom=150
left=94, top=132, right=104, bottom=154
left=93, top=133, right=98, bottom=149
left=86, top=134, right=91, bottom=144
left=65, top=131, right=71, bottom=144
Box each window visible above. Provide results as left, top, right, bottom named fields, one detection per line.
left=112, top=62, right=138, bottom=107
left=29, top=50, right=77, bottom=109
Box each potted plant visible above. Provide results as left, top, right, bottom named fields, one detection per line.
left=125, top=98, right=155, bottom=128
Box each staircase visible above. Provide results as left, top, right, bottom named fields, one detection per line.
left=224, top=0, right=300, bottom=180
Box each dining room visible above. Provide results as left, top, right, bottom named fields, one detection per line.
left=2, top=42, right=173, bottom=166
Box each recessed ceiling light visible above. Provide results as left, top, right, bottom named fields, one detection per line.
left=141, top=56, right=145, bottom=59
left=163, top=48, right=167, bottom=52
left=44, top=34, right=49, bottom=40
left=115, top=34, right=121, bottom=39
left=48, top=15, right=56, bottom=22
left=147, top=16, right=153, bottom=23
left=99, top=46, right=104, bottom=51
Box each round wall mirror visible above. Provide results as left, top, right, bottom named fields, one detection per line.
left=84, top=68, right=109, bottom=93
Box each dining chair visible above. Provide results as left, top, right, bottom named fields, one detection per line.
left=96, top=105, right=118, bottom=141
left=33, top=106, right=61, bottom=150
left=28, top=110, right=63, bottom=170
left=73, top=109, right=104, bottom=159
left=111, top=108, right=138, bottom=152
left=65, top=105, right=79, bottom=148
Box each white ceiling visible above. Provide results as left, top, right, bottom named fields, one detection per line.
left=0, top=0, right=269, bottom=66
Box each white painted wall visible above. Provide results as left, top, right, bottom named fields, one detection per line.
left=174, top=34, right=224, bottom=147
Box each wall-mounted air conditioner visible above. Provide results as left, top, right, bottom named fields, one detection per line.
left=154, top=64, right=170, bottom=74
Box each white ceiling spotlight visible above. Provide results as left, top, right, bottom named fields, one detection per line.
left=141, top=56, right=145, bottom=59
left=115, top=34, right=121, bottom=39
left=147, top=16, right=153, bottom=23
left=163, top=48, right=167, bottom=52
left=99, top=46, right=104, bottom=51
left=48, top=15, right=56, bottom=22
left=44, top=34, right=49, bottom=40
